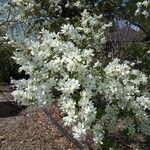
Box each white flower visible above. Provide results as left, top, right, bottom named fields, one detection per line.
left=79, top=102, right=96, bottom=123
left=142, top=10, right=149, bottom=17
left=59, top=78, right=80, bottom=94
left=93, top=123, right=104, bottom=145
left=104, top=58, right=130, bottom=77
left=66, top=60, right=77, bottom=72
left=60, top=97, right=76, bottom=113
left=135, top=9, right=140, bottom=16
left=142, top=0, right=149, bottom=7
left=63, top=113, right=78, bottom=126
left=61, top=24, right=77, bottom=35
left=78, top=90, right=92, bottom=106
left=136, top=96, right=150, bottom=110
left=94, top=61, right=101, bottom=68
left=11, top=0, right=23, bottom=5
left=135, top=1, right=149, bottom=17
left=137, top=2, right=142, bottom=7
left=72, top=122, right=87, bottom=139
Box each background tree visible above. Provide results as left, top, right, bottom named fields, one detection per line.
left=96, top=0, right=150, bottom=40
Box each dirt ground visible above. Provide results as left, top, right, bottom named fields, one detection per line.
left=0, top=85, right=77, bottom=150
left=0, top=109, right=78, bottom=150
left=0, top=85, right=150, bottom=150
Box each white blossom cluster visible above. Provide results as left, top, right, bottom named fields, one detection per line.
left=9, top=6, right=150, bottom=149
left=11, top=0, right=23, bottom=5
left=102, top=59, right=150, bottom=136
left=11, top=10, right=107, bottom=142
left=135, top=0, right=150, bottom=18
left=103, top=58, right=148, bottom=103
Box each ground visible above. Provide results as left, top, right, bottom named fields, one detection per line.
left=0, top=85, right=150, bottom=150
left=0, top=85, right=77, bottom=150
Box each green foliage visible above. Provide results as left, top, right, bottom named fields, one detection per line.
left=119, top=42, right=150, bottom=75
left=0, top=44, right=26, bottom=83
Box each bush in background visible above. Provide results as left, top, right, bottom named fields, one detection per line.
left=0, top=44, right=27, bottom=83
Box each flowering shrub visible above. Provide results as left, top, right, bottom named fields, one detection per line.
left=10, top=7, right=150, bottom=148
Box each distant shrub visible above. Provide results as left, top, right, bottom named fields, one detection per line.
left=0, top=44, right=27, bottom=83
left=118, top=42, right=150, bottom=75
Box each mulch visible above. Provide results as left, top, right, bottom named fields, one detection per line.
left=0, top=85, right=78, bottom=150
